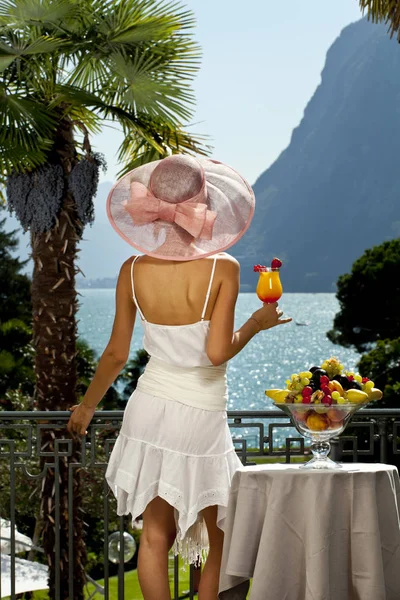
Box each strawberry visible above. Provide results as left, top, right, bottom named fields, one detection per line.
left=271, top=257, right=283, bottom=270
left=362, top=377, right=369, bottom=384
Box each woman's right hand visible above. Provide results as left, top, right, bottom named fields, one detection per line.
left=250, top=302, right=292, bottom=331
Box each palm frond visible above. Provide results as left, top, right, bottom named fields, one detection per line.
left=0, top=54, right=15, bottom=71
left=0, top=143, right=50, bottom=183
left=68, top=104, right=102, bottom=136
left=66, top=56, right=111, bottom=95
left=20, top=35, right=65, bottom=54
left=54, top=82, right=210, bottom=167
left=359, top=0, right=400, bottom=41
left=104, top=1, right=195, bottom=44
left=116, top=117, right=211, bottom=175
left=358, top=0, right=389, bottom=21
left=0, top=35, right=65, bottom=73
left=52, top=82, right=113, bottom=112
left=0, top=87, right=56, bottom=144
left=99, top=0, right=196, bottom=39
left=0, top=0, right=75, bottom=26
left=65, top=0, right=201, bottom=124
left=108, top=49, right=196, bottom=122
left=0, top=86, right=56, bottom=175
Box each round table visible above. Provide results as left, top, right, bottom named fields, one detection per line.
left=218, top=463, right=400, bottom=600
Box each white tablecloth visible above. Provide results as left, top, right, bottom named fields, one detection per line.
left=218, top=463, right=400, bottom=600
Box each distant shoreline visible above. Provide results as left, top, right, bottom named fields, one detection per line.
left=77, top=288, right=336, bottom=294
left=76, top=279, right=336, bottom=293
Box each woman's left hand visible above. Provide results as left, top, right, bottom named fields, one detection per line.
left=67, top=403, right=96, bottom=436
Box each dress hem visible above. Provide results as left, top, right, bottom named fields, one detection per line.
left=106, top=471, right=232, bottom=567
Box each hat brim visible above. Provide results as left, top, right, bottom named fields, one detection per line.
left=106, top=157, right=255, bottom=261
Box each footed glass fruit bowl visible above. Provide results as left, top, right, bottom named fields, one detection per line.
left=273, top=401, right=366, bottom=469
left=266, top=357, right=384, bottom=469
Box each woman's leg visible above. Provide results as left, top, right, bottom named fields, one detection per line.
left=198, top=505, right=224, bottom=600
left=137, top=496, right=177, bottom=600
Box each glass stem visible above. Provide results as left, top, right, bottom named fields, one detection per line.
left=310, top=440, right=330, bottom=460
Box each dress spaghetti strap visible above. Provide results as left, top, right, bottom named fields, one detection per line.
left=201, top=256, right=218, bottom=321
left=131, top=256, right=146, bottom=321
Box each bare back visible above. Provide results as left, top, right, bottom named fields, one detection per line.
left=131, top=252, right=229, bottom=326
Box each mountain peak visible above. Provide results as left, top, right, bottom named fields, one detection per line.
left=233, top=18, right=400, bottom=292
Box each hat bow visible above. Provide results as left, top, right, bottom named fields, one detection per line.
left=122, top=181, right=216, bottom=240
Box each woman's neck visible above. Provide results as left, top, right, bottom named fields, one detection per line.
left=154, top=226, right=198, bottom=258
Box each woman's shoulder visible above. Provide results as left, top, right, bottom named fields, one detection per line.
left=212, top=253, right=240, bottom=281
left=117, top=256, right=139, bottom=285
left=215, top=252, right=240, bottom=270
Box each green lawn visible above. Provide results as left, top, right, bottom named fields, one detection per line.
left=250, top=455, right=309, bottom=464
left=9, top=556, right=254, bottom=600
left=16, top=556, right=195, bottom=600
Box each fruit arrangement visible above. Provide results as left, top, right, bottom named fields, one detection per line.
left=253, top=257, right=283, bottom=272
left=265, top=357, right=383, bottom=434
left=266, top=357, right=383, bottom=406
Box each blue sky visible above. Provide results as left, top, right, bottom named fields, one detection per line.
left=94, top=0, right=363, bottom=187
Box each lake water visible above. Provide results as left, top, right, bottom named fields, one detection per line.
left=78, top=291, right=360, bottom=412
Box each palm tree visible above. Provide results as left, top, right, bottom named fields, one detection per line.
left=118, top=348, right=150, bottom=402
left=0, top=1, right=209, bottom=597
left=359, top=0, right=400, bottom=41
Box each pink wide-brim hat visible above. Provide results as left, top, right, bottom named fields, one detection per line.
left=106, top=155, right=255, bottom=261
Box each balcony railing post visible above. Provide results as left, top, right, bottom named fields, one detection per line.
left=378, top=418, right=388, bottom=463
left=54, top=440, right=61, bottom=600
left=118, top=516, right=125, bottom=599
left=10, top=439, right=16, bottom=600
left=330, top=437, right=340, bottom=461
left=68, top=459, right=74, bottom=600
left=173, top=555, right=179, bottom=599
left=103, top=477, right=110, bottom=600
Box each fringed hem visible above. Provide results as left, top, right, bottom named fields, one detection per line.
left=173, top=516, right=210, bottom=570
left=106, top=472, right=231, bottom=568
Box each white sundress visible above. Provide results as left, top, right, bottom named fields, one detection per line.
left=105, top=255, right=242, bottom=565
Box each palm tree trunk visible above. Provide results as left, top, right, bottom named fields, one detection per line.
left=32, top=118, right=87, bottom=600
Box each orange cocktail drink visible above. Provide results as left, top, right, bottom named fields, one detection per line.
left=256, top=267, right=283, bottom=303
left=254, top=258, right=283, bottom=303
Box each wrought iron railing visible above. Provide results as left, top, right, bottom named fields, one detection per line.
left=1, top=409, right=399, bottom=600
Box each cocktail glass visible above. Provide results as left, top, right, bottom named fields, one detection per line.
left=256, top=267, right=283, bottom=303
left=273, top=402, right=368, bottom=469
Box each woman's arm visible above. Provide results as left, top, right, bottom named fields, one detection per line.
left=206, top=256, right=291, bottom=366
left=79, top=258, right=136, bottom=410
